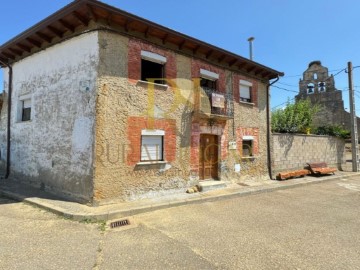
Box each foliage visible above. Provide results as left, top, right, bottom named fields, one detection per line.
left=314, top=125, right=351, bottom=139
left=271, top=99, right=320, bottom=133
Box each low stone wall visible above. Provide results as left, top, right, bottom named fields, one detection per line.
left=272, top=133, right=345, bottom=174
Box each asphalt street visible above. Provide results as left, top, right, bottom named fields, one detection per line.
left=1, top=177, right=360, bottom=269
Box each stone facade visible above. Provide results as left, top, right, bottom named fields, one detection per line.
left=93, top=33, right=270, bottom=204
left=0, top=1, right=282, bottom=205
left=296, top=61, right=360, bottom=136
left=272, top=133, right=345, bottom=174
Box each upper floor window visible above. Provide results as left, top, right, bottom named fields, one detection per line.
left=18, top=94, right=32, bottom=122
left=22, top=99, right=31, bottom=121
left=240, top=80, right=252, bottom=103
left=200, top=69, right=219, bottom=90
left=141, top=50, right=166, bottom=85
left=313, top=73, right=318, bottom=80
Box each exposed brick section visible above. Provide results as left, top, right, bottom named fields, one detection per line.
left=233, top=74, right=258, bottom=107
left=127, top=116, right=176, bottom=165
left=236, top=127, right=259, bottom=156
left=190, top=123, right=200, bottom=172
left=128, top=38, right=177, bottom=83
left=220, top=124, right=229, bottom=160
left=191, top=59, right=226, bottom=92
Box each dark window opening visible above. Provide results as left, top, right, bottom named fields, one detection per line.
left=242, top=140, right=253, bottom=157
left=141, top=59, right=165, bottom=85
left=22, top=107, right=31, bottom=121
left=21, top=99, right=31, bottom=122
left=200, top=78, right=217, bottom=90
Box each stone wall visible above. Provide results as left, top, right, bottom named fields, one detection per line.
left=272, top=133, right=345, bottom=174
left=0, top=28, right=272, bottom=205
left=93, top=31, right=270, bottom=204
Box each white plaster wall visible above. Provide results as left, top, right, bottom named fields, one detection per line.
left=2, top=32, right=99, bottom=202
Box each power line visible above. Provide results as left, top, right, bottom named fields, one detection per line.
left=275, top=81, right=298, bottom=87
left=282, top=67, right=345, bottom=78
left=272, top=85, right=298, bottom=93
left=271, top=97, right=297, bottom=110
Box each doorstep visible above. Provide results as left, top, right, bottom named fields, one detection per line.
left=199, top=180, right=227, bottom=192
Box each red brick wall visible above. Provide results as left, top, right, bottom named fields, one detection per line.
left=190, top=122, right=201, bottom=173
left=236, top=127, right=259, bottom=156
left=233, top=74, right=258, bottom=107
left=191, top=59, right=226, bottom=92
left=128, top=38, right=177, bottom=83
left=127, top=116, right=176, bottom=165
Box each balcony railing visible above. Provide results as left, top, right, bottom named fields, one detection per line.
left=195, top=87, right=234, bottom=119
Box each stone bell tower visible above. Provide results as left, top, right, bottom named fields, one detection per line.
left=295, top=61, right=347, bottom=128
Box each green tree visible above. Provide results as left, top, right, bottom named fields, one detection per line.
left=271, top=99, right=320, bottom=133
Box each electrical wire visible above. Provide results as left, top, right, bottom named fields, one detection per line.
left=271, top=97, right=297, bottom=110
left=281, top=67, right=346, bottom=78
left=275, top=81, right=298, bottom=87
left=271, top=85, right=298, bottom=93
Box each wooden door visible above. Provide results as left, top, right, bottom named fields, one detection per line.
left=199, top=134, right=219, bottom=180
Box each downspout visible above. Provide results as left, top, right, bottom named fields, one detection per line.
left=0, top=60, right=12, bottom=179
left=266, top=76, right=280, bottom=180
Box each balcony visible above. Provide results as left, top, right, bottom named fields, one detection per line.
left=194, top=87, right=234, bottom=120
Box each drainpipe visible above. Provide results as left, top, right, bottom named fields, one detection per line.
left=266, top=76, right=280, bottom=180
left=0, top=60, right=12, bottom=179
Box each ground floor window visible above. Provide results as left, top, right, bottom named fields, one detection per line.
left=242, top=139, right=253, bottom=157
left=141, top=130, right=165, bottom=161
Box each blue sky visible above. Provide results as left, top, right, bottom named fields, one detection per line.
left=1, top=0, right=360, bottom=112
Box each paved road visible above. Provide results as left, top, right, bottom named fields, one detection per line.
left=1, top=177, right=360, bottom=269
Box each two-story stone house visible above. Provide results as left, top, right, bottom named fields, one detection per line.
left=0, top=0, right=283, bottom=205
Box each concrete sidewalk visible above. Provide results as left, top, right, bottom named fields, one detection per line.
left=1, top=171, right=359, bottom=221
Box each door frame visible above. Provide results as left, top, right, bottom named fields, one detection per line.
left=199, top=134, right=219, bottom=181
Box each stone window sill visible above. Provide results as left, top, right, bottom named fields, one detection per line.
left=239, top=101, right=255, bottom=106
left=16, top=120, right=32, bottom=124
left=136, top=161, right=168, bottom=165
left=137, top=80, right=169, bottom=91
left=241, top=157, right=256, bottom=162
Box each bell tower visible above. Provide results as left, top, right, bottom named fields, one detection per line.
left=295, top=61, right=346, bottom=127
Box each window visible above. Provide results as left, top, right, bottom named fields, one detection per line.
left=200, top=78, right=217, bottom=89
left=141, top=50, right=166, bottom=85
left=141, top=130, right=165, bottom=161
left=240, top=80, right=252, bottom=103
left=200, top=69, right=218, bottom=90
left=18, top=95, right=32, bottom=122
left=313, top=73, right=318, bottom=80
left=242, top=138, right=253, bottom=157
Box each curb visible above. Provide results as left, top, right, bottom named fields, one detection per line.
left=1, top=172, right=359, bottom=221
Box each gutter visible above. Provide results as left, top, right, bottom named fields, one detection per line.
left=0, top=60, right=12, bottom=179
left=266, top=76, right=280, bottom=180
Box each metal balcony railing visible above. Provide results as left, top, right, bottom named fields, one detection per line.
left=196, top=87, right=234, bottom=118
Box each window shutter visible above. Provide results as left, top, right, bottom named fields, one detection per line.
left=23, top=99, right=31, bottom=108
left=240, top=85, right=251, bottom=99
left=141, top=135, right=163, bottom=161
